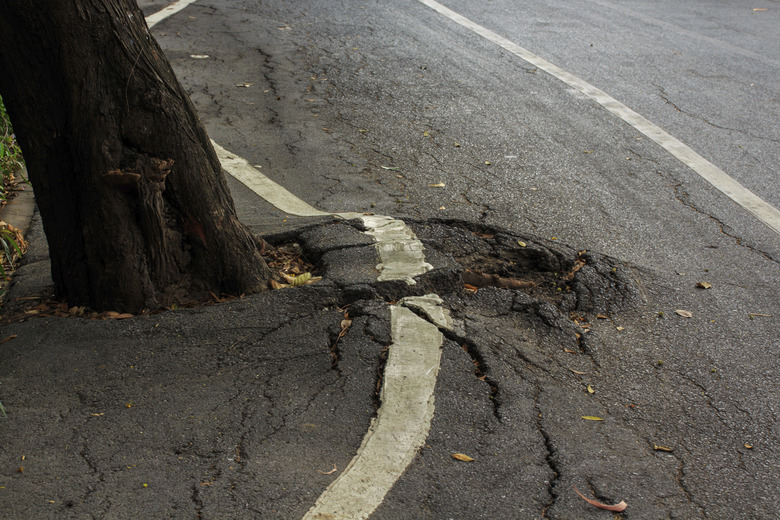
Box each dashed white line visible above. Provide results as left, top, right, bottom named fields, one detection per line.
left=417, top=0, right=780, bottom=237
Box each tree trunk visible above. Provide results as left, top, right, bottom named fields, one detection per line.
left=0, top=0, right=271, bottom=312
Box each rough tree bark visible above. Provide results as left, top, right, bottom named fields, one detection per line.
left=0, top=0, right=272, bottom=312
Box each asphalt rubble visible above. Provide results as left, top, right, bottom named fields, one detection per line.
left=0, top=184, right=664, bottom=519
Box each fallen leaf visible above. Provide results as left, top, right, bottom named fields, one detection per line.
left=596, top=314, right=609, bottom=320
left=753, top=8, right=768, bottom=11
left=235, top=83, right=254, bottom=88
left=616, top=326, right=625, bottom=331
left=90, top=413, right=105, bottom=417
left=696, top=282, right=713, bottom=289
left=587, top=385, right=595, bottom=394
left=439, top=206, right=446, bottom=210
left=581, top=416, right=604, bottom=421
left=653, top=444, right=673, bottom=452
left=429, top=182, right=446, bottom=187
left=570, top=369, right=586, bottom=375
left=563, top=348, right=576, bottom=353
left=574, top=487, right=627, bottom=512
left=423, top=131, right=430, bottom=137
left=517, top=240, right=527, bottom=247
left=744, top=443, right=753, bottom=449
left=291, top=272, right=312, bottom=287
left=454, top=142, right=461, bottom=147
left=318, top=464, right=338, bottom=475
left=675, top=309, right=693, bottom=318
left=189, top=54, right=209, bottom=59
left=452, top=453, right=475, bottom=462
left=464, top=284, right=478, bottom=293
left=269, top=279, right=287, bottom=290
left=484, top=161, right=491, bottom=165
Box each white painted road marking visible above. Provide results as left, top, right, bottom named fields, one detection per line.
left=211, top=141, right=433, bottom=284
left=303, top=295, right=450, bottom=520
left=417, top=0, right=780, bottom=237
left=145, top=0, right=201, bottom=28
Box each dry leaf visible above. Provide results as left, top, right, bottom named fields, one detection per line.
left=587, top=385, right=595, bottom=394
left=581, top=416, right=604, bottom=421
left=269, top=279, right=287, bottom=290
left=616, top=326, right=625, bottom=331
left=452, top=453, right=475, bottom=462
left=464, top=284, right=478, bottom=293
left=292, top=272, right=312, bottom=287
left=563, top=348, right=576, bottom=353
left=517, top=240, right=526, bottom=247
left=574, top=487, right=627, bottom=512
left=318, top=464, right=338, bottom=475
left=675, top=309, right=693, bottom=318
left=189, top=54, right=209, bottom=59
left=429, top=182, right=446, bottom=187
left=236, top=83, right=254, bottom=88
left=744, top=443, right=753, bottom=449
left=596, top=314, right=609, bottom=320
left=570, top=369, right=586, bottom=375
left=653, top=444, right=673, bottom=452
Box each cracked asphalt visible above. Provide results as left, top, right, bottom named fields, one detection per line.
left=1, top=0, right=778, bottom=518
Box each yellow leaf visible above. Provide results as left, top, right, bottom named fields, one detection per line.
left=452, top=453, right=475, bottom=462
left=744, top=443, right=753, bottom=449
left=517, top=241, right=526, bottom=247
left=587, top=385, right=595, bottom=394
left=581, top=416, right=604, bottom=421
left=292, top=272, right=312, bottom=287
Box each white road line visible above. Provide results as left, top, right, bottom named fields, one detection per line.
left=303, top=295, right=450, bottom=520
left=211, top=141, right=433, bottom=284
left=145, top=0, right=201, bottom=28
left=417, top=0, right=780, bottom=237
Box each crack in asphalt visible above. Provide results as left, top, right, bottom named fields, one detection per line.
left=535, top=386, right=560, bottom=519
left=659, top=170, right=779, bottom=263
left=654, top=83, right=780, bottom=145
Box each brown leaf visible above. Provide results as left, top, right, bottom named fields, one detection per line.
left=0, top=335, right=18, bottom=345
left=318, top=464, right=338, bottom=475
left=696, top=281, right=713, bottom=289
left=574, top=487, right=627, bottom=512
left=452, top=453, right=475, bottom=462
left=596, top=314, right=609, bottom=320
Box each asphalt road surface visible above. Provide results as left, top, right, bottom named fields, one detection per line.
left=136, top=1, right=778, bottom=518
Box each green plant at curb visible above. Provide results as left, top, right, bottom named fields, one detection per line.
left=0, top=227, right=24, bottom=280
left=0, top=94, right=26, bottom=198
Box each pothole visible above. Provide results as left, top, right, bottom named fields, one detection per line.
left=408, top=219, right=642, bottom=315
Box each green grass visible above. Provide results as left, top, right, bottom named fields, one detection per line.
left=0, top=94, right=25, bottom=199
left=0, top=94, right=25, bottom=418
